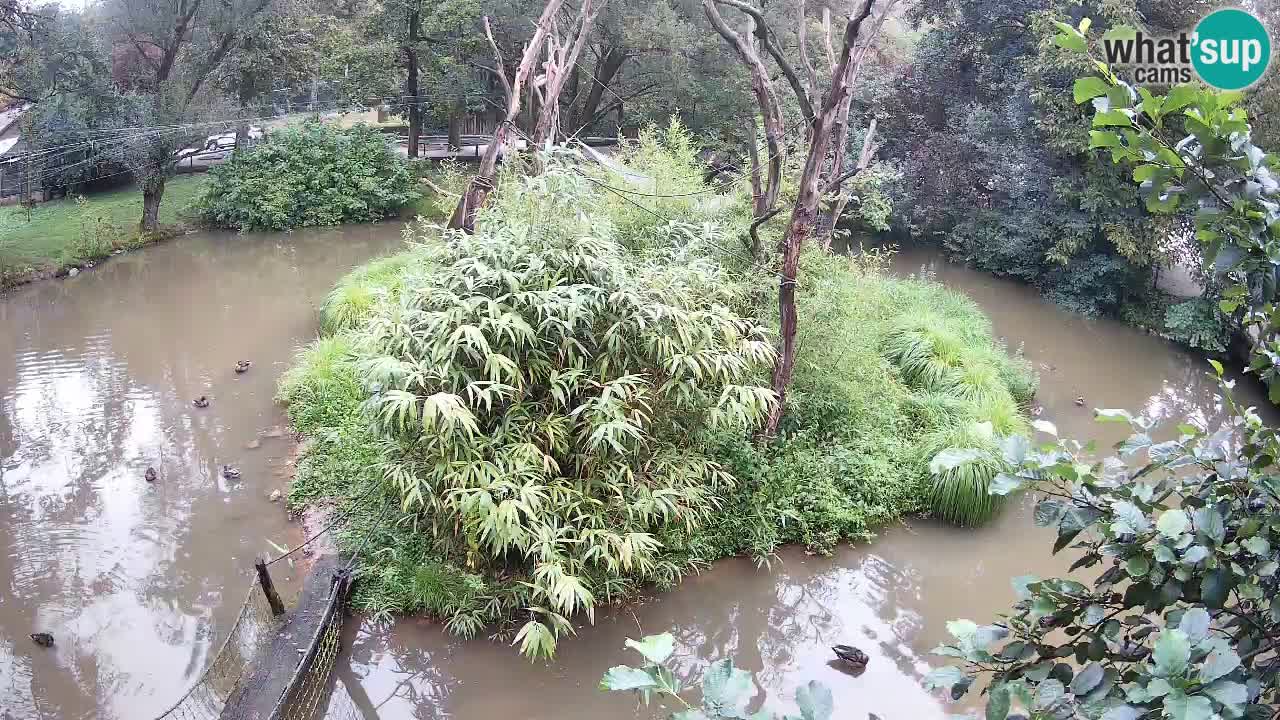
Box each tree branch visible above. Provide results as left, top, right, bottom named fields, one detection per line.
left=710, top=0, right=814, bottom=124
left=483, top=17, right=513, bottom=105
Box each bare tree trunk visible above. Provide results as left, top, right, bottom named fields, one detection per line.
left=236, top=36, right=255, bottom=149
left=406, top=7, right=422, bottom=159
left=531, top=0, right=603, bottom=160
left=140, top=174, right=166, bottom=234
left=704, top=0, right=785, bottom=216
left=817, top=96, right=854, bottom=248
left=763, top=0, right=876, bottom=437
left=448, top=3, right=565, bottom=232
left=747, top=116, right=764, bottom=216
left=815, top=1, right=894, bottom=249
left=573, top=45, right=626, bottom=132
left=448, top=98, right=464, bottom=151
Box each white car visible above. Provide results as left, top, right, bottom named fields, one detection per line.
left=175, top=127, right=264, bottom=169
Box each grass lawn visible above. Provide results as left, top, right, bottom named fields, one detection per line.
left=0, top=174, right=207, bottom=286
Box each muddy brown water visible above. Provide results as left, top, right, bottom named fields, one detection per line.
left=323, top=248, right=1278, bottom=720
left=0, top=223, right=404, bottom=719
left=2, top=232, right=1274, bottom=720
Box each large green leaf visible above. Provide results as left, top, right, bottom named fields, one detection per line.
left=1153, top=629, right=1190, bottom=677
left=600, top=665, right=660, bottom=692
left=1164, top=692, right=1213, bottom=720
left=1200, top=646, right=1240, bottom=683
left=1177, top=608, right=1210, bottom=644
left=701, top=659, right=753, bottom=718
left=1070, top=662, right=1104, bottom=695
left=1157, top=510, right=1190, bottom=538
left=626, top=634, right=675, bottom=664
left=1074, top=77, right=1112, bottom=104
left=985, top=683, right=1011, bottom=720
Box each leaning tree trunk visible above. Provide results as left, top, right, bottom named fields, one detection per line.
left=448, top=2, right=565, bottom=232
left=140, top=174, right=167, bottom=234
left=763, top=0, right=876, bottom=437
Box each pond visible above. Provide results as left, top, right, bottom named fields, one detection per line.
left=0, top=236, right=1270, bottom=720
left=0, top=223, right=403, bottom=719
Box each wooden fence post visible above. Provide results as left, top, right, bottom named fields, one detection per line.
left=255, top=556, right=286, bottom=616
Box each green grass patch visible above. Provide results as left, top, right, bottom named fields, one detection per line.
left=0, top=175, right=206, bottom=285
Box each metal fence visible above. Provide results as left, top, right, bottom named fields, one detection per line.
left=270, top=569, right=351, bottom=720
left=152, top=582, right=283, bottom=720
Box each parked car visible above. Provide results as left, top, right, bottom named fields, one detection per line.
left=175, top=127, right=263, bottom=170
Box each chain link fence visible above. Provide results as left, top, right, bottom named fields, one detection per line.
left=270, top=570, right=351, bottom=720
left=153, top=582, right=283, bottom=720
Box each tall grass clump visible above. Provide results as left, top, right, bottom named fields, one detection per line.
left=318, top=241, right=434, bottom=335
left=917, top=423, right=1009, bottom=526
left=874, top=278, right=1037, bottom=527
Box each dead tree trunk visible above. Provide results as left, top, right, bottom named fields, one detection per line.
left=140, top=175, right=166, bottom=234
left=531, top=0, right=603, bottom=161
left=704, top=0, right=785, bottom=256
left=820, top=118, right=877, bottom=251
left=448, top=3, right=565, bottom=232
left=763, top=0, right=877, bottom=437
left=813, top=1, right=895, bottom=249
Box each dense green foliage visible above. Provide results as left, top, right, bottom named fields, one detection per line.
left=357, top=170, right=776, bottom=658
left=928, top=19, right=1280, bottom=720
left=195, top=120, right=419, bottom=231
left=281, top=130, right=1035, bottom=658
left=877, top=0, right=1177, bottom=317
left=600, top=632, right=836, bottom=720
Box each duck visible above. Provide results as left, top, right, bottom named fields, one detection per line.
left=144, top=467, right=158, bottom=483
left=1074, top=396, right=1086, bottom=407
left=30, top=632, right=54, bottom=647
left=234, top=360, right=252, bottom=374
left=222, top=464, right=241, bottom=480
left=832, top=644, right=869, bottom=671
left=193, top=396, right=210, bottom=408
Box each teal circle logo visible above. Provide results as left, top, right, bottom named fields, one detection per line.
left=1192, top=9, right=1271, bottom=90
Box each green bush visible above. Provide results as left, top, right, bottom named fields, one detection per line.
left=345, top=168, right=774, bottom=658
left=280, top=155, right=1032, bottom=658
left=1163, top=296, right=1230, bottom=354
left=196, top=119, right=419, bottom=231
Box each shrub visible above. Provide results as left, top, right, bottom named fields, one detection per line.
left=873, top=281, right=1036, bottom=526
left=919, top=423, right=1008, bottom=527
left=196, top=119, right=419, bottom=231
left=354, top=168, right=775, bottom=658
left=1163, top=296, right=1230, bottom=354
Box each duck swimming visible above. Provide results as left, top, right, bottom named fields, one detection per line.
left=30, top=632, right=54, bottom=647
left=144, top=467, right=158, bottom=482
left=193, top=396, right=210, bottom=408
left=234, top=360, right=252, bottom=374
left=832, top=644, right=869, bottom=671
left=222, top=464, right=241, bottom=480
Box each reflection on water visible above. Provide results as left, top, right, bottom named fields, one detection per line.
left=325, top=247, right=1277, bottom=720
left=0, top=223, right=404, bottom=719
